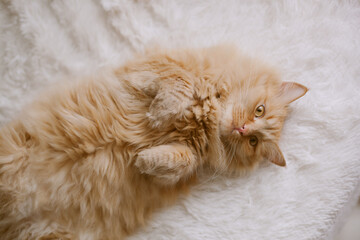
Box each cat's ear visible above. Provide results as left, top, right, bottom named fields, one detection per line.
left=278, top=82, right=308, bottom=104
left=264, top=142, right=286, bottom=167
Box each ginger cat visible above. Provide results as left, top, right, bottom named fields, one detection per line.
left=0, top=45, right=307, bottom=239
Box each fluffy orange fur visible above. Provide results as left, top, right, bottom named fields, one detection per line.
left=0, top=45, right=307, bottom=239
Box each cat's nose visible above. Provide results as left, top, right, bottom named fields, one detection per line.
left=232, top=124, right=248, bottom=135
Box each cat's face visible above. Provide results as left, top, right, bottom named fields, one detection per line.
left=216, top=62, right=307, bottom=171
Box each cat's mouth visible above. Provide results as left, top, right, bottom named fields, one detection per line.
left=232, top=127, right=248, bottom=136
left=231, top=128, right=246, bottom=137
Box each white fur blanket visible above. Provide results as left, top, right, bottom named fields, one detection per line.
left=1, top=1, right=360, bottom=239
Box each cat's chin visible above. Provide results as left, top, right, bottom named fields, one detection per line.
left=221, top=133, right=244, bottom=143
left=231, top=129, right=241, bottom=136
left=231, top=130, right=250, bottom=138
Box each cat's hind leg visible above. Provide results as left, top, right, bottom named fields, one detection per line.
left=0, top=216, right=75, bottom=240
left=135, top=144, right=198, bottom=185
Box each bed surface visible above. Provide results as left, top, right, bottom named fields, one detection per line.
left=1, top=1, right=360, bottom=239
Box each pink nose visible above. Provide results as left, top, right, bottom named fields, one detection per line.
left=233, top=124, right=247, bottom=135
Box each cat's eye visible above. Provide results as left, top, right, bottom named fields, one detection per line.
left=249, top=136, right=258, bottom=146
left=216, top=92, right=221, bottom=99
left=255, top=105, right=265, bottom=118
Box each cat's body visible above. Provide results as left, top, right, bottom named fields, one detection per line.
left=0, top=47, right=225, bottom=240
left=0, top=45, right=307, bottom=239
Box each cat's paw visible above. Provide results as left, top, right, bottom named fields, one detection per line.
left=135, top=144, right=197, bottom=185
left=147, top=92, right=192, bottom=128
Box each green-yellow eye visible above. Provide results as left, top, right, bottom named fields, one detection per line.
left=249, top=136, right=258, bottom=146
left=255, top=105, right=265, bottom=118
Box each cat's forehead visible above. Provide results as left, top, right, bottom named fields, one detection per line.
left=231, top=84, right=271, bottom=107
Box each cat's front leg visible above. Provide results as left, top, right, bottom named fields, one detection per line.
left=135, top=144, right=198, bottom=185
left=147, top=79, right=193, bottom=128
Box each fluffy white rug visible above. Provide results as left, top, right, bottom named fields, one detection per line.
left=1, top=1, right=360, bottom=239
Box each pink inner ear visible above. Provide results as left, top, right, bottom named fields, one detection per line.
left=279, top=82, right=308, bottom=104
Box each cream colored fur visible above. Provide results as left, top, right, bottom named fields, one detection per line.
left=0, top=45, right=306, bottom=239
left=1, top=1, right=360, bottom=239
